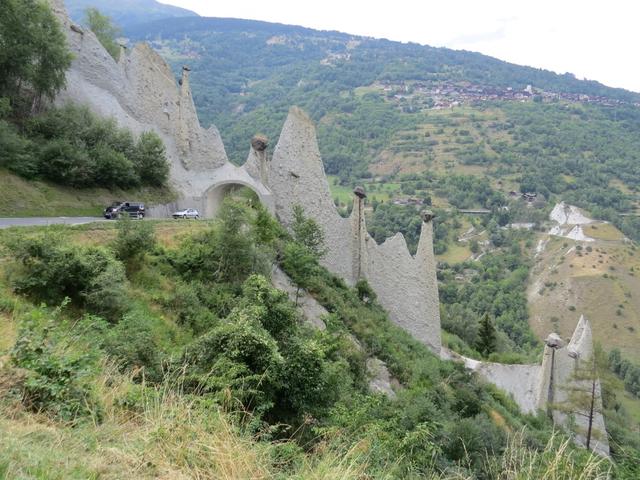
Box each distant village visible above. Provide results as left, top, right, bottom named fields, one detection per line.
left=390, top=191, right=538, bottom=209
left=377, top=81, right=640, bottom=111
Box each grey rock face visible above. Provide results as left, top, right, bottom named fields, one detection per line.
left=270, top=107, right=355, bottom=282
left=270, top=108, right=441, bottom=353
left=270, top=267, right=327, bottom=330
left=366, top=358, right=397, bottom=399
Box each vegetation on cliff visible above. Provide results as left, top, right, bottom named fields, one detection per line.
left=84, top=7, right=121, bottom=60
left=0, top=0, right=72, bottom=116
left=0, top=1, right=171, bottom=203
left=1, top=202, right=631, bottom=478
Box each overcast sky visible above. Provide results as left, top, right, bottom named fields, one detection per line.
left=158, top=0, right=639, bottom=93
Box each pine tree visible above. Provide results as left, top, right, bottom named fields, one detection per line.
left=477, top=313, right=497, bottom=357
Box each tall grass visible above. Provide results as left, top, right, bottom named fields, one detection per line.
left=0, top=364, right=613, bottom=480
left=0, top=363, right=368, bottom=479
left=482, top=431, right=610, bottom=480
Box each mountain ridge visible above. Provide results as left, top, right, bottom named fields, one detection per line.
left=125, top=15, right=640, bottom=101
left=64, top=0, right=198, bottom=27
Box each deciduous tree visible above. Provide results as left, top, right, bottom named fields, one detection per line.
left=84, top=8, right=120, bottom=60
left=0, top=0, right=72, bottom=114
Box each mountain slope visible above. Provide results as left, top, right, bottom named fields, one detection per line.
left=123, top=16, right=640, bottom=245
left=65, top=0, right=197, bottom=27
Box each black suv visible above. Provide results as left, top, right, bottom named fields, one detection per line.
left=104, top=201, right=145, bottom=219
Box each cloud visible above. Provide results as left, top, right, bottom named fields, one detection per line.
left=448, top=26, right=508, bottom=48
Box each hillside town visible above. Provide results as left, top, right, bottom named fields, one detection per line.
left=378, top=80, right=640, bottom=111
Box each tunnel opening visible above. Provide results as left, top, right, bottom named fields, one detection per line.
left=204, top=182, right=263, bottom=218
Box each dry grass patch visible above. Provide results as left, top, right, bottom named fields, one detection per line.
left=583, top=223, right=624, bottom=241
left=437, top=243, right=472, bottom=264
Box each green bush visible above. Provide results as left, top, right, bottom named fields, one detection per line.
left=133, top=131, right=170, bottom=186
left=0, top=119, right=37, bottom=176
left=441, top=415, right=506, bottom=473
left=240, top=275, right=297, bottom=340
left=181, top=305, right=285, bottom=410
left=168, top=280, right=219, bottom=334
left=172, top=199, right=271, bottom=284
left=12, top=103, right=170, bottom=188
left=37, top=138, right=94, bottom=187
left=177, top=273, right=352, bottom=423
left=112, top=216, right=156, bottom=271
left=10, top=307, right=100, bottom=421
left=92, top=142, right=138, bottom=187
left=8, top=234, right=128, bottom=321
left=101, top=309, right=165, bottom=381
left=355, top=278, right=376, bottom=304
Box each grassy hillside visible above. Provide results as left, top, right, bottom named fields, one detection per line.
left=525, top=218, right=640, bottom=432
left=2, top=204, right=634, bottom=478
left=0, top=169, right=176, bottom=217
left=528, top=230, right=640, bottom=362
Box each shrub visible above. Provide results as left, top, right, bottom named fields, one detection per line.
left=291, top=205, right=327, bottom=258
left=181, top=306, right=285, bottom=410
left=8, top=234, right=128, bottom=321
left=278, top=337, right=333, bottom=415
left=281, top=242, right=319, bottom=305
left=112, top=216, right=156, bottom=270
left=241, top=275, right=298, bottom=340
left=83, top=253, right=129, bottom=321
left=19, top=104, right=168, bottom=188
left=0, top=119, right=37, bottom=176
left=92, top=142, right=138, bottom=187
left=101, top=309, right=164, bottom=381
left=10, top=307, right=100, bottom=421
left=173, top=200, right=269, bottom=284
left=37, top=138, right=94, bottom=187
left=355, top=279, right=377, bottom=304
left=441, top=414, right=506, bottom=471
left=168, top=280, right=219, bottom=334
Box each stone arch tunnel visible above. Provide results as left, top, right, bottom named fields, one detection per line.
left=203, top=179, right=273, bottom=217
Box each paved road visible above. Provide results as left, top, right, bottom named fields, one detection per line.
left=0, top=217, right=106, bottom=229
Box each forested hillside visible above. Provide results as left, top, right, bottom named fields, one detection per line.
left=126, top=16, right=640, bottom=242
